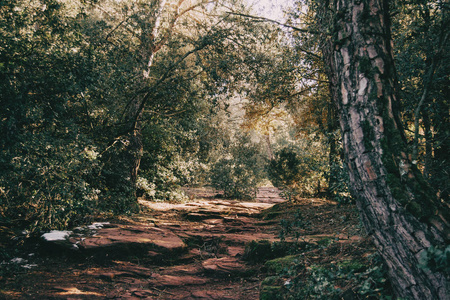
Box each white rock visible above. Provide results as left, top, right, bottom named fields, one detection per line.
left=22, top=264, right=38, bottom=269
left=41, top=230, right=72, bottom=241
left=11, top=257, right=26, bottom=264
left=87, top=222, right=110, bottom=230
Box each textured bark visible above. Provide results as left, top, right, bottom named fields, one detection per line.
left=422, top=110, right=432, bottom=179
left=123, top=97, right=144, bottom=194
left=265, top=134, right=274, bottom=160
left=331, top=0, right=449, bottom=299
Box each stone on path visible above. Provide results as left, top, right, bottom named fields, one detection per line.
left=184, top=290, right=235, bottom=300
left=202, top=257, right=248, bottom=276
left=148, top=274, right=209, bottom=287
left=77, top=225, right=186, bottom=254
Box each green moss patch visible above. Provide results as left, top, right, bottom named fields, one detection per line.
left=264, top=254, right=303, bottom=274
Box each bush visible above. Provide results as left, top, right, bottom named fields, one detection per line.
left=285, top=255, right=392, bottom=299
left=268, top=147, right=303, bottom=190
left=327, top=161, right=352, bottom=204
left=0, top=136, right=101, bottom=233
left=268, top=145, right=327, bottom=196
left=210, top=134, right=266, bottom=200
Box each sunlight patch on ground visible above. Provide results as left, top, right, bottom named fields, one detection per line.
left=294, top=197, right=339, bottom=206
left=0, top=290, right=22, bottom=298
left=55, top=287, right=104, bottom=296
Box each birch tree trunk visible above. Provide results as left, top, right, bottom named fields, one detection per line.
left=116, top=0, right=169, bottom=195
left=331, top=0, right=449, bottom=298
left=120, top=0, right=206, bottom=193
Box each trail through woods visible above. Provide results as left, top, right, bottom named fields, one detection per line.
left=1, top=188, right=375, bottom=299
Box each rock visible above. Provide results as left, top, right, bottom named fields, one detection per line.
left=148, top=274, right=209, bottom=287
left=202, top=257, right=247, bottom=276
left=131, top=289, right=158, bottom=298
left=159, top=264, right=202, bottom=276
left=202, top=219, right=223, bottom=225
left=185, top=290, right=233, bottom=299
left=116, top=263, right=153, bottom=277
left=227, top=245, right=245, bottom=257
left=40, top=230, right=79, bottom=251
left=77, top=225, right=186, bottom=256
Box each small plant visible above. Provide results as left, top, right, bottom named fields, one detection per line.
left=285, top=254, right=393, bottom=299
left=327, top=161, right=353, bottom=204
left=279, top=188, right=298, bottom=202
left=418, top=245, right=450, bottom=275
left=278, top=209, right=309, bottom=242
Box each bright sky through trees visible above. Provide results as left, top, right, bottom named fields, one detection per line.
left=246, top=0, right=292, bottom=21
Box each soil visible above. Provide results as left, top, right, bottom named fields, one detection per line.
left=0, top=187, right=376, bottom=299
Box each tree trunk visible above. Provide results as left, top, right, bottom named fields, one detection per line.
left=265, top=133, right=274, bottom=160
left=326, top=95, right=339, bottom=197
left=101, top=98, right=143, bottom=207
left=331, top=0, right=449, bottom=298
left=422, top=109, right=432, bottom=179
left=124, top=105, right=143, bottom=192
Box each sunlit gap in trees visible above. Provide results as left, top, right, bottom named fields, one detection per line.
left=246, top=0, right=292, bottom=21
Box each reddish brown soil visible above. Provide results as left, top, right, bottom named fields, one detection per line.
left=0, top=188, right=373, bottom=299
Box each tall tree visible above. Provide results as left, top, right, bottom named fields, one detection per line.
left=393, top=0, right=450, bottom=200
left=328, top=0, right=449, bottom=298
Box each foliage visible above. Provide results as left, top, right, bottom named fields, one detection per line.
left=0, top=137, right=101, bottom=232
left=268, top=142, right=330, bottom=197
left=277, top=255, right=392, bottom=299
left=392, top=0, right=450, bottom=202
left=268, top=147, right=303, bottom=190
left=0, top=0, right=286, bottom=232
left=0, top=0, right=104, bottom=232
left=418, top=245, right=450, bottom=275
left=327, top=160, right=352, bottom=204
left=278, top=209, right=309, bottom=242
left=210, top=133, right=267, bottom=200
left=138, top=121, right=208, bottom=203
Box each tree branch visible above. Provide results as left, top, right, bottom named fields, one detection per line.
left=412, top=30, right=449, bottom=163
left=226, top=12, right=328, bottom=36
left=130, top=44, right=210, bottom=132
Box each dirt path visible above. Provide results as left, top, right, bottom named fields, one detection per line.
left=1, top=188, right=286, bottom=299
left=1, top=187, right=372, bottom=299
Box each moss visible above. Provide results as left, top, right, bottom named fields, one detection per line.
left=265, top=254, right=302, bottom=274
left=261, top=275, right=283, bottom=286
left=405, top=201, right=423, bottom=217
left=362, top=119, right=375, bottom=151
left=260, top=285, right=283, bottom=300
left=337, top=260, right=366, bottom=273
left=358, top=56, right=373, bottom=76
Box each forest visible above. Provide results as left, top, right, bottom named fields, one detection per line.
left=0, top=0, right=449, bottom=299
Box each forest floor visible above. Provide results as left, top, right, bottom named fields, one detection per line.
left=0, top=187, right=385, bottom=299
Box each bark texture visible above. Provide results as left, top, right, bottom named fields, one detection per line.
left=331, top=0, right=449, bottom=298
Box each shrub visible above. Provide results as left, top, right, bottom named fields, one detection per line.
left=0, top=136, right=101, bottom=233
left=210, top=134, right=266, bottom=200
